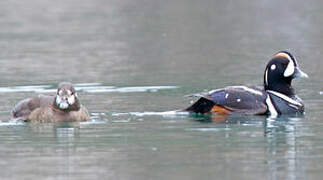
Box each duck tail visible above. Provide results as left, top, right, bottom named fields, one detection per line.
left=185, top=97, right=215, bottom=113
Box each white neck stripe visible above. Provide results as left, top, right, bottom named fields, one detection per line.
left=267, top=90, right=302, bottom=106
left=288, top=103, right=299, bottom=110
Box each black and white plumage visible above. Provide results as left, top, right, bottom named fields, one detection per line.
left=185, top=51, right=308, bottom=116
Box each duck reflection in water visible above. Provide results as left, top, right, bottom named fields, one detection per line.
left=264, top=115, right=307, bottom=179
left=190, top=113, right=268, bottom=124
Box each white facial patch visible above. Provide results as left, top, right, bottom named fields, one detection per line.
left=59, top=102, right=69, bottom=109
left=67, top=95, right=75, bottom=105
left=270, top=64, right=276, bottom=70
left=275, top=52, right=295, bottom=77
left=56, top=96, right=62, bottom=104
left=56, top=96, right=69, bottom=109
left=284, top=59, right=295, bottom=77
left=67, top=90, right=72, bottom=96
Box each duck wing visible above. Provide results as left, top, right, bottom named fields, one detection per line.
left=186, top=86, right=268, bottom=115
left=12, top=94, right=54, bottom=121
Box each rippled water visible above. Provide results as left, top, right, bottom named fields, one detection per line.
left=1, top=0, right=323, bottom=179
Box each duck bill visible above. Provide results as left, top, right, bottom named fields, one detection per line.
left=292, top=67, right=308, bottom=79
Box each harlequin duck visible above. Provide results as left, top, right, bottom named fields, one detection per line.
left=185, top=51, right=308, bottom=116
left=12, top=82, right=90, bottom=122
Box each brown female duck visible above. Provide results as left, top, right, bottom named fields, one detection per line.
left=12, top=82, right=90, bottom=122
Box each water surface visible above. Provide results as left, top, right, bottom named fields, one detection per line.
left=1, top=0, right=323, bottom=179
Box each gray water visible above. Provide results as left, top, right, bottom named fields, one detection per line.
left=0, top=0, right=323, bottom=179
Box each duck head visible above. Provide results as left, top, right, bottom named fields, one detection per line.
left=55, top=82, right=80, bottom=111
left=264, top=51, right=308, bottom=96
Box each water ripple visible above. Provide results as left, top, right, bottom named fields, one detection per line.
left=186, top=127, right=231, bottom=132
left=112, top=111, right=189, bottom=118
left=0, top=83, right=178, bottom=94
left=0, top=122, right=24, bottom=126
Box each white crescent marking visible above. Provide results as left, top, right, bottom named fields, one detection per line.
left=274, top=52, right=295, bottom=77
left=264, top=69, right=268, bottom=86
left=284, top=59, right=295, bottom=77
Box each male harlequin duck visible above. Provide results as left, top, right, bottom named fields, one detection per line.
left=185, top=51, right=308, bottom=116
left=12, top=82, right=90, bottom=122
